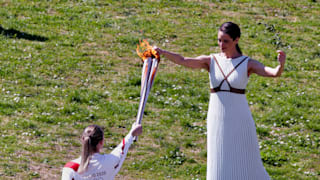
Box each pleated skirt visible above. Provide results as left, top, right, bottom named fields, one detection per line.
left=206, top=92, right=270, bottom=180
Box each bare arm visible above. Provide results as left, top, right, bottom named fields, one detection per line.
left=154, top=47, right=211, bottom=72
left=248, top=50, right=286, bottom=77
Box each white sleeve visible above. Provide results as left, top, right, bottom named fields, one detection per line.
left=109, top=132, right=134, bottom=177
left=61, top=167, right=74, bottom=180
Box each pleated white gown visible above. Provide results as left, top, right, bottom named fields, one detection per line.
left=207, top=54, right=270, bottom=180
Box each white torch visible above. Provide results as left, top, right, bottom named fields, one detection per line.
left=135, top=40, right=160, bottom=141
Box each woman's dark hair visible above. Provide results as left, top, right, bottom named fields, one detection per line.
left=219, top=22, right=242, bottom=54
left=78, top=125, right=104, bottom=174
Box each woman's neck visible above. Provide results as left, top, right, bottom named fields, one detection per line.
left=220, top=50, right=241, bottom=59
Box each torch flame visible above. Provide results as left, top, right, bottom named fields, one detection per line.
left=136, top=39, right=160, bottom=61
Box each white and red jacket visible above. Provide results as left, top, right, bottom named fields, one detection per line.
left=61, top=132, right=134, bottom=180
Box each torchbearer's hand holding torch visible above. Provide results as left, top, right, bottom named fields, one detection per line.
left=135, top=40, right=160, bottom=141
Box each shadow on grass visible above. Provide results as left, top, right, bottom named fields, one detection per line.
left=0, top=25, right=48, bottom=42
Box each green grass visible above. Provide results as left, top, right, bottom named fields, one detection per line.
left=0, top=0, right=319, bottom=179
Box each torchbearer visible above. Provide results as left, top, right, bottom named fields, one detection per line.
left=135, top=40, right=160, bottom=141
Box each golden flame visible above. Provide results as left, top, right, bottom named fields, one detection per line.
left=136, top=39, right=160, bottom=61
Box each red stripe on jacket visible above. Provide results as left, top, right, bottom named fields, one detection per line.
left=114, top=138, right=126, bottom=169
left=121, top=138, right=125, bottom=154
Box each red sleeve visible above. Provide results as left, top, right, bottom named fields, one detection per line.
left=64, top=161, right=80, bottom=172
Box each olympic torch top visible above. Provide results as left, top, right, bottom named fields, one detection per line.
left=136, top=40, right=160, bottom=61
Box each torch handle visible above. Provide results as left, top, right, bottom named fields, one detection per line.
left=134, top=84, right=148, bottom=141
left=134, top=58, right=159, bottom=142
left=134, top=58, right=153, bottom=141
left=136, top=58, right=152, bottom=124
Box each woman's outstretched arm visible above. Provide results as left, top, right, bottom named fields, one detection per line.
left=248, top=50, right=286, bottom=77
left=154, top=47, right=211, bottom=71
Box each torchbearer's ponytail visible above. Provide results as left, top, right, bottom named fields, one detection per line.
left=78, top=125, right=104, bottom=174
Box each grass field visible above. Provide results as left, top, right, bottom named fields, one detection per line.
left=0, top=0, right=319, bottom=179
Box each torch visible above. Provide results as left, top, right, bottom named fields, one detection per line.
left=135, top=40, right=160, bottom=141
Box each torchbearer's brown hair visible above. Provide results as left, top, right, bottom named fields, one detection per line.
left=78, top=125, right=104, bottom=174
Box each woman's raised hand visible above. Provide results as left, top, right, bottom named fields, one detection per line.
left=277, top=50, right=286, bottom=66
